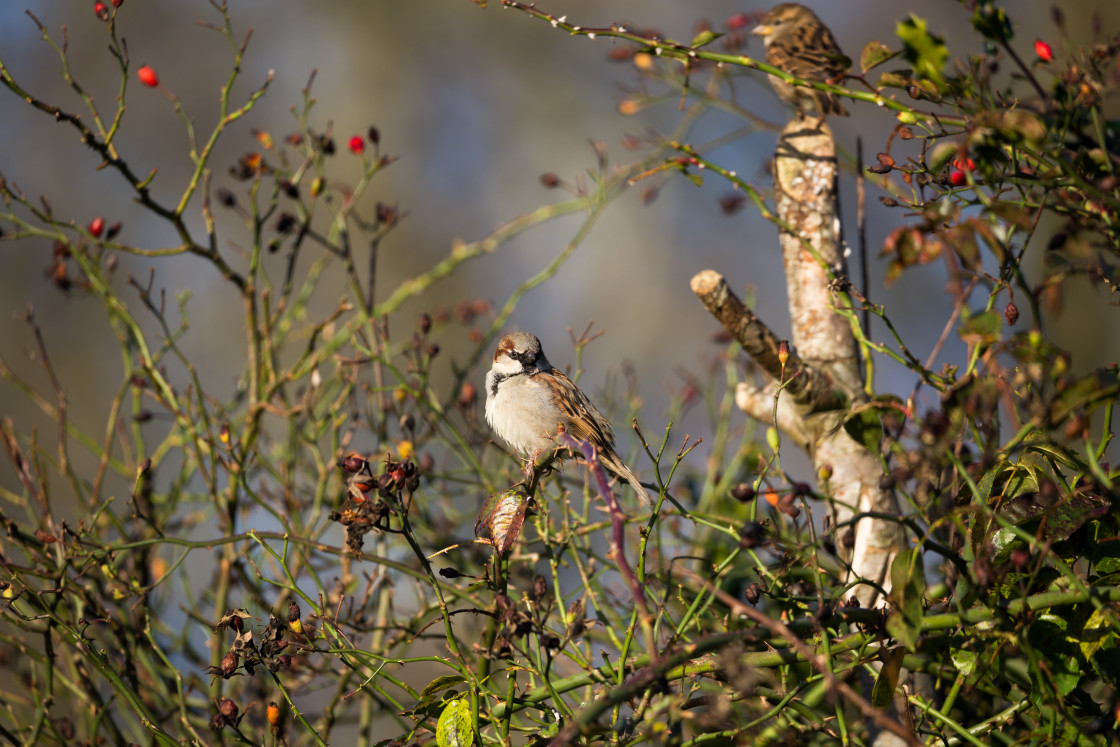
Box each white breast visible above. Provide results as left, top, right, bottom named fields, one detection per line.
left=485, top=371, right=564, bottom=455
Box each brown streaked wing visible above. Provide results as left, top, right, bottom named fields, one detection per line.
left=548, top=367, right=615, bottom=450
left=781, top=23, right=847, bottom=82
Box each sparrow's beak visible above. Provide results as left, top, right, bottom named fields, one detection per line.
left=750, top=24, right=773, bottom=37
left=511, top=350, right=536, bottom=367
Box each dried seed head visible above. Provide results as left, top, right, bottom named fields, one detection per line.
left=731, top=483, right=756, bottom=503
left=719, top=193, right=746, bottom=214
left=339, top=452, right=366, bottom=473
left=220, top=651, right=238, bottom=677
left=738, top=521, right=764, bottom=549
left=275, top=212, right=296, bottom=234
left=218, top=697, right=238, bottom=720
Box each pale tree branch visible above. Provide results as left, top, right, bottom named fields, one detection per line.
left=772, top=119, right=902, bottom=610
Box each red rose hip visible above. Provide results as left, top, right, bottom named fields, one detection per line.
left=137, top=65, right=159, bottom=87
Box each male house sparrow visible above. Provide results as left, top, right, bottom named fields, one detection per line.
left=751, top=3, right=850, bottom=118
left=485, top=332, right=652, bottom=505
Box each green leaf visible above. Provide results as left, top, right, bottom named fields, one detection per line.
left=1091, top=648, right=1120, bottom=688
left=927, top=142, right=957, bottom=175
left=685, top=172, right=704, bottom=187
left=437, top=696, right=473, bottom=747
left=421, top=675, right=467, bottom=698
left=1080, top=609, right=1113, bottom=662
left=1048, top=367, right=1120, bottom=426
left=988, top=202, right=1033, bottom=231
left=843, top=408, right=884, bottom=452
left=958, top=310, right=1002, bottom=347
left=1026, top=615, right=1083, bottom=697
left=1091, top=527, right=1120, bottom=575
left=950, top=648, right=977, bottom=676
left=996, top=110, right=1046, bottom=146
left=882, top=226, right=943, bottom=284
left=877, top=70, right=913, bottom=89
left=942, top=223, right=981, bottom=271
left=970, top=2, right=1013, bottom=42
left=1003, top=462, right=1042, bottom=499
left=689, top=30, right=723, bottom=49
left=871, top=647, right=905, bottom=708
left=1022, top=433, right=1088, bottom=473
left=1041, top=490, right=1109, bottom=545
left=896, top=15, right=949, bottom=91
left=965, top=217, right=1008, bottom=264
left=860, top=41, right=898, bottom=74
left=886, top=548, right=926, bottom=652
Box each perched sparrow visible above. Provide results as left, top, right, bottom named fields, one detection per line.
left=751, top=3, right=850, bottom=118
left=485, top=332, right=652, bottom=505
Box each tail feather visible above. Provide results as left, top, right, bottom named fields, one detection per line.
left=598, top=450, right=654, bottom=506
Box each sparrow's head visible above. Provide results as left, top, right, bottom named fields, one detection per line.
left=751, top=3, right=819, bottom=44
left=492, top=332, right=548, bottom=375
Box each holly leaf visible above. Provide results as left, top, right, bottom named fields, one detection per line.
left=896, top=15, right=949, bottom=91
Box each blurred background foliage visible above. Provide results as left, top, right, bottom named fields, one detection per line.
left=2, top=0, right=1118, bottom=502
left=2, top=0, right=1120, bottom=745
